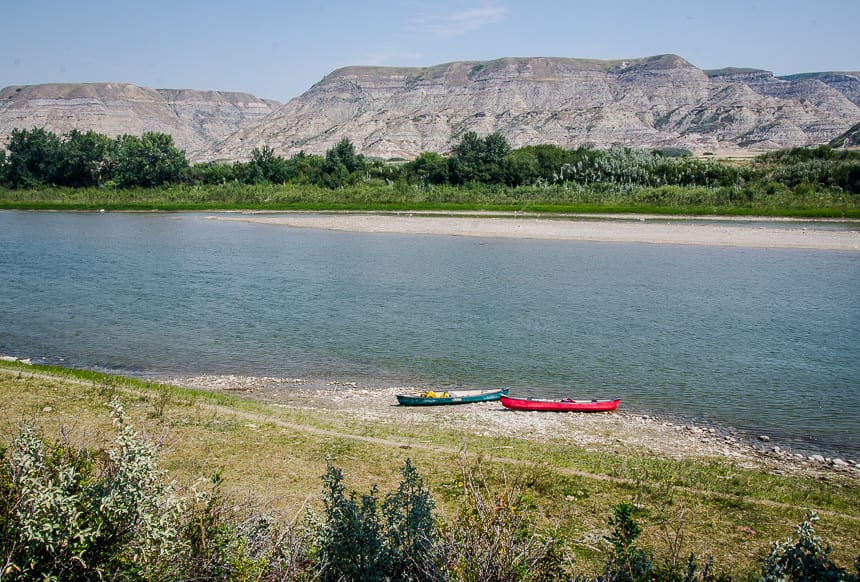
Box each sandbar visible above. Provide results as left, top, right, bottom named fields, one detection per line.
left=213, top=211, right=860, bottom=251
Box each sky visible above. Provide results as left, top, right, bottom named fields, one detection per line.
left=3, top=0, right=858, bottom=103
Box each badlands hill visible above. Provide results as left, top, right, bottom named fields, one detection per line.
left=0, top=83, right=280, bottom=162
left=2, top=54, right=859, bottom=162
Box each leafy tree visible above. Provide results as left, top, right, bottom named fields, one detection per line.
left=448, top=131, right=486, bottom=184
left=247, top=145, right=290, bottom=184
left=326, top=137, right=365, bottom=173
left=484, top=131, right=511, bottom=165
left=320, top=137, right=366, bottom=188
left=189, top=161, right=235, bottom=185
left=407, top=151, right=450, bottom=184
left=55, top=129, right=114, bottom=187
left=365, top=157, right=406, bottom=184
left=751, top=147, right=860, bottom=195
left=503, top=148, right=541, bottom=186
left=2, top=127, right=62, bottom=187
left=839, top=162, right=860, bottom=194
left=113, top=132, right=189, bottom=188
left=448, top=131, right=511, bottom=184
left=285, top=150, right=326, bottom=185
left=527, top=144, right=573, bottom=181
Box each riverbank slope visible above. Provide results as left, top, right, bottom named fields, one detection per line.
left=2, top=362, right=857, bottom=576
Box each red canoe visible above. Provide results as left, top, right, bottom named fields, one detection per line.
left=500, top=395, right=620, bottom=412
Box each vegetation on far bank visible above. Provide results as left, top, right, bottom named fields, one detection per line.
left=1, top=361, right=858, bottom=580
left=0, top=128, right=858, bottom=217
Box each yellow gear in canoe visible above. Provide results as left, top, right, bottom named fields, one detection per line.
left=420, top=390, right=450, bottom=398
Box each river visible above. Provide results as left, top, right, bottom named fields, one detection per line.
left=1, top=211, right=858, bottom=459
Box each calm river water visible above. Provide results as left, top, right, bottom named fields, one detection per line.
left=1, top=211, right=858, bottom=458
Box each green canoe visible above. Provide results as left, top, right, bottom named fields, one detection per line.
left=396, top=388, right=509, bottom=406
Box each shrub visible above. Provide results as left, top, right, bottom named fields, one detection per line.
left=0, top=401, right=318, bottom=581
left=591, top=503, right=726, bottom=582
left=439, top=462, right=570, bottom=581
left=759, top=511, right=859, bottom=582
left=174, top=470, right=315, bottom=580
left=0, top=399, right=182, bottom=580
left=602, top=502, right=653, bottom=582
left=383, top=458, right=440, bottom=580
left=309, top=458, right=440, bottom=581
left=3, top=400, right=858, bottom=581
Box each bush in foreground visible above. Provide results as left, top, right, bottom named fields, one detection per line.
left=0, top=400, right=311, bottom=581
left=0, top=400, right=182, bottom=579
left=438, top=463, right=569, bottom=580
left=760, top=511, right=859, bottom=582
left=1, top=401, right=858, bottom=580
left=306, top=459, right=440, bottom=581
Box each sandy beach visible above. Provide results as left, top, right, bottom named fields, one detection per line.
left=213, top=211, right=860, bottom=251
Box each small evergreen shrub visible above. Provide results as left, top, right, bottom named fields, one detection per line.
left=309, top=458, right=440, bottom=581
left=602, top=502, right=653, bottom=582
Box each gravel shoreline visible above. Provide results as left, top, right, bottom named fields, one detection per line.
left=4, top=355, right=856, bottom=479
left=160, top=373, right=860, bottom=481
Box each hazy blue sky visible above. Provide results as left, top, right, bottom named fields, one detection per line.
left=3, top=0, right=858, bottom=102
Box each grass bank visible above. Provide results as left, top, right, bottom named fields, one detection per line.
left=1, top=183, right=858, bottom=218
left=1, top=361, right=858, bottom=578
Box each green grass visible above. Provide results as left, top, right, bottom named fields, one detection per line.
left=1, top=360, right=858, bottom=578
left=1, top=183, right=858, bottom=218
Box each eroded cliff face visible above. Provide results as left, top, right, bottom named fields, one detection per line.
left=2, top=54, right=858, bottom=163
left=830, top=122, right=860, bottom=148
left=0, top=83, right=280, bottom=161
left=207, top=55, right=859, bottom=161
